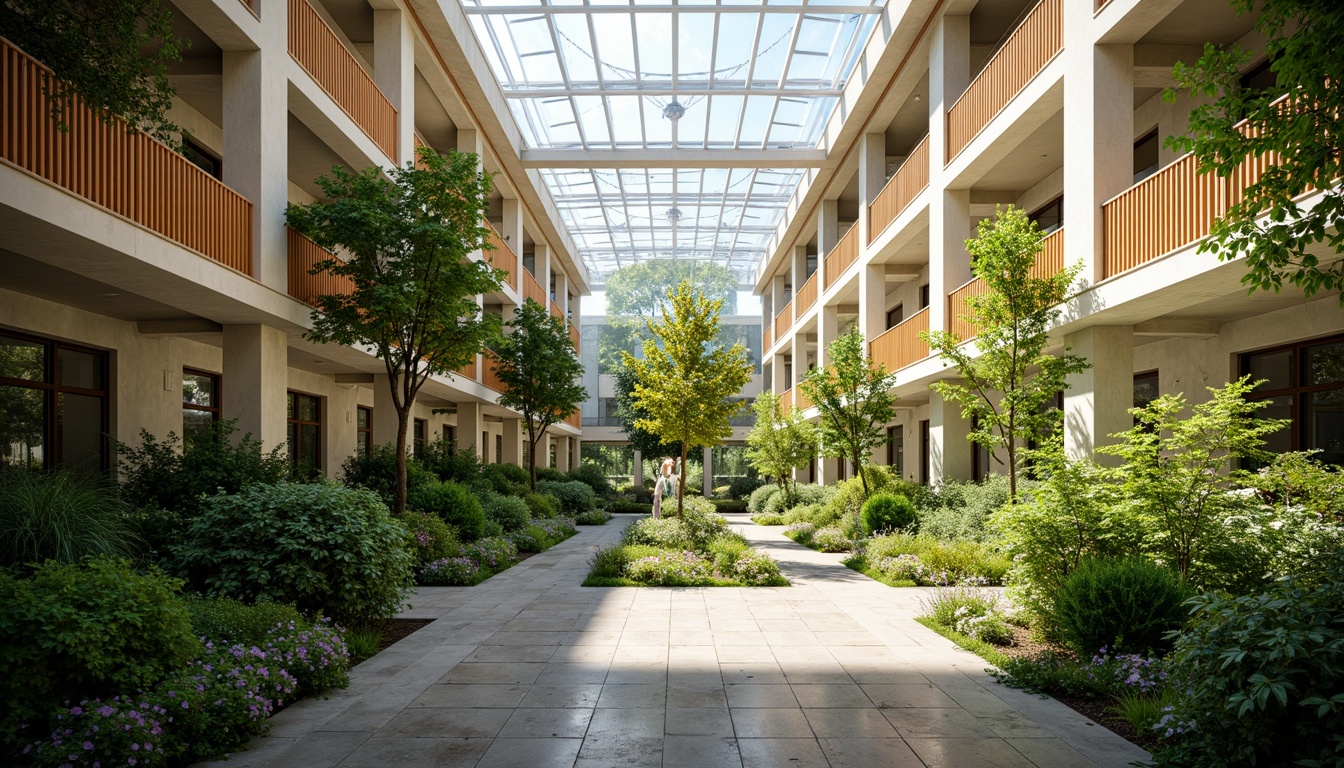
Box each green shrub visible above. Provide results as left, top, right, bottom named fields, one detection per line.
left=784, top=521, right=815, bottom=545
left=345, top=628, right=382, bottom=661
left=534, top=466, right=566, bottom=483
left=0, top=558, right=200, bottom=742
left=567, top=463, right=613, bottom=497
left=747, top=484, right=781, bottom=513
left=607, top=500, right=651, bottom=515
left=1152, top=562, right=1344, bottom=768
left=781, top=502, right=824, bottom=526
left=418, top=442, right=482, bottom=484
left=576, top=509, right=612, bottom=525
left=0, top=469, right=139, bottom=567
left=918, top=475, right=1016, bottom=542
left=409, top=481, right=487, bottom=541
left=728, top=476, right=764, bottom=500
left=678, top=496, right=730, bottom=547
left=341, top=442, right=436, bottom=508
left=811, top=526, right=852, bottom=553
left=588, top=544, right=661, bottom=578
left=751, top=511, right=786, bottom=525
left=919, top=585, right=1013, bottom=645
left=117, top=420, right=290, bottom=514
left=398, top=510, right=458, bottom=565
left=524, top=492, right=562, bottom=518
left=479, top=461, right=528, bottom=496
left=819, top=466, right=899, bottom=523
left=858, top=533, right=1011, bottom=585
left=172, top=482, right=414, bottom=627
left=481, top=492, right=531, bottom=532
left=537, top=480, right=597, bottom=517
left=1053, top=557, right=1189, bottom=656
left=624, top=517, right=692, bottom=549
left=185, top=596, right=303, bottom=647
left=707, top=534, right=750, bottom=571
left=861, top=492, right=918, bottom=535
left=710, top=499, right=748, bottom=514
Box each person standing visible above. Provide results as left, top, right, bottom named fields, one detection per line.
left=652, top=457, right=676, bottom=518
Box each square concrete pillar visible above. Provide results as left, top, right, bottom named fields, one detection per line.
left=928, top=14, right=971, bottom=334
left=502, top=417, right=523, bottom=466
left=374, top=8, right=415, bottom=166
left=858, top=262, right=887, bottom=343
left=817, top=304, right=840, bottom=370
left=816, top=202, right=839, bottom=270
left=930, top=388, right=973, bottom=483
left=371, top=374, right=411, bottom=451
left=326, top=382, right=359, bottom=476
left=1064, top=325, right=1135, bottom=463
left=633, top=449, right=644, bottom=488
left=554, top=434, right=570, bottom=472
left=858, top=132, right=887, bottom=247
left=221, top=325, right=288, bottom=451
left=457, top=402, right=485, bottom=460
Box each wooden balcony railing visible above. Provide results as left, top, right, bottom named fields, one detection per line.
left=548, top=298, right=564, bottom=321
left=482, top=351, right=506, bottom=393
left=946, top=227, right=1065, bottom=339
left=287, top=227, right=354, bottom=306
left=869, top=307, right=930, bottom=372
left=565, top=410, right=582, bottom=429
left=522, top=268, right=548, bottom=307
left=796, top=271, right=818, bottom=314
left=822, top=224, right=861, bottom=289
left=795, top=387, right=813, bottom=412
left=288, top=0, right=397, bottom=159
left=763, top=324, right=774, bottom=351
left=2, top=37, right=253, bottom=275
left=946, top=0, right=1061, bottom=161
left=454, top=356, right=478, bottom=382
left=773, top=301, right=792, bottom=348
left=779, top=388, right=794, bottom=412
left=868, top=135, right=930, bottom=243
left=484, top=222, right=518, bottom=290
left=569, top=321, right=580, bottom=351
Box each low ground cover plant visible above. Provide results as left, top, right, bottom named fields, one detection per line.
left=844, top=532, right=1011, bottom=587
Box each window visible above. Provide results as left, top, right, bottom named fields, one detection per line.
left=287, top=392, right=321, bottom=477
left=887, top=426, right=905, bottom=478
left=182, top=369, right=220, bottom=441
left=1133, top=129, right=1160, bottom=183
left=0, top=332, right=109, bottom=472
left=481, top=430, right=489, bottom=462
left=181, top=135, right=222, bottom=180
left=971, top=415, right=991, bottom=481
left=919, top=419, right=930, bottom=484
left=443, top=425, right=456, bottom=454
left=919, top=284, right=930, bottom=310
left=413, top=418, right=427, bottom=456
left=549, top=441, right=557, bottom=468
left=1133, top=371, right=1159, bottom=411
left=886, top=304, right=905, bottom=330
left=1028, top=196, right=1063, bottom=234
left=1240, top=58, right=1277, bottom=92
left=1241, top=336, right=1344, bottom=466
left=495, top=433, right=503, bottom=465
left=357, top=406, right=373, bottom=457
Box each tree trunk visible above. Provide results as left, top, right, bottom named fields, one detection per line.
left=394, top=405, right=411, bottom=514
left=676, top=443, right=688, bottom=516
left=1006, top=441, right=1017, bottom=503
left=527, top=425, right=537, bottom=492
left=856, top=451, right=869, bottom=497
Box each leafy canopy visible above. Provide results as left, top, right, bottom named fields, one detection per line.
left=625, top=282, right=753, bottom=514
left=1, top=0, right=186, bottom=145
left=613, top=363, right=682, bottom=459
left=1167, top=0, right=1344, bottom=303
left=601, top=261, right=739, bottom=373
left=921, top=205, right=1088, bottom=500
left=492, top=299, right=588, bottom=490
left=745, top=390, right=819, bottom=496
left=800, top=327, right=897, bottom=497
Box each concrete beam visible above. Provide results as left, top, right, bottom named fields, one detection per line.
left=520, top=149, right=829, bottom=169
left=1134, top=319, right=1221, bottom=337
left=137, top=319, right=223, bottom=336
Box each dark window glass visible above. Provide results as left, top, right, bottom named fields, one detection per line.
left=1306, top=389, right=1344, bottom=466
left=971, top=415, right=991, bottom=481
left=1133, top=371, right=1159, bottom=411
left=357, top=406, right=372, bottom=457
left=0, top=333, right=107, bottom=471
left=1245, top=348, right=1293, bottom=391
left=1133, top=130, right=1160, bottom=183
left=1, top=335, right=46, bottom=380
left=1240, top=335, right=1344, bottom=466
left=443, top=425, right=456, bottom=454
left=414, top=418, right=427, bottom=455
left=886, top=304, right=904, bottom=330
left=496, top=434, right=503, bottom=465
left=1, top=384, right=46, bottom=469
left=287, top=392, right=321, bottom=477
left=919, top=419, right=930, bottom=484
left=1240, top=58, right=1276, bottom=91
left=482, top=431, right=489, bottom=462
left=182, top=136, right=222, bottom=180
left=887, top=425, right=904, bottom=478
left=59, top=392, right=105, bottom=474
left=919, top=284, right=930, bottom=310
left=182, top=370, right=220, bottom=440
left=1028, top=197, right=1063, bottom=234
left=1305, top=340, right=1344, bottom=387
left=58, top=348, right=104, bottom=390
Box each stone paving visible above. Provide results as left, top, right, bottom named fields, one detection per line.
left=199, top=514, right=1150, bottom=768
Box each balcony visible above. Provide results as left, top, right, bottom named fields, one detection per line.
left=287, top=227, right=354, bottom=306
left=482, top=350, right=506, bottom=393
left=565, top=411, right=581, bottom=429
left=945, top=0, right=1062, bottom=162
left=763, top=324, right=774, bottom=352
left=946, top=227, right=1064, bottom=339
left=822, top=224, right=860, bottom=290
left=522, top=267, right=548, bottom=307
left=869, top=307, right=930, bottom=373
left=569, top=321, right=580, bottom=352
left=288, top=0, right=397, bottom=160
left=796, top=271, right=819, bottom=315
left=868, top=135, right=930, bottom=244
left=455, top=357, right=478, bottom=382
left=2, top=37, right=253, bottom=275
left=773, top=301, right=793, bottom=350
left=484, top=221, right=518, bottom=291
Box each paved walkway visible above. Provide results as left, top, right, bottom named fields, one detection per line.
left=200, top=515, right=1149, bottom=768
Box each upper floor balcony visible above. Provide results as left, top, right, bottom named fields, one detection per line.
left=868, top=135, right=930, bottom=245
left=947, top=227, right=1065, bottom=339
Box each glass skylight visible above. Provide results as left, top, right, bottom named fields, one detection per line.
left=463, top=0, right=885, bottom=282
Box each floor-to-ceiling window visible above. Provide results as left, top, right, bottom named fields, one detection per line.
left=0, top=331, right=108, bottom=471
left=1242, top=335, right=1344, bottom=466
left=287, top=391, right=321, bottom=477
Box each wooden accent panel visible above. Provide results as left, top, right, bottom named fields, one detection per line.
left=763, top=324, right=774, bottom=352
left=484, top=221, right=518, bottom=290
left=548, top=299, right=564, bottom=321
left=482, top=351, right=506, bottom=393
left=2, top=37, right=253, bottom=274
left=287, top=228, right=355, bottom=306
left=779, top=388, right=793, bottom=412
left=822, top=224, right=860, bottom=289
left=796, top=271, right=818, bottom=313
left=565, top=410, right=581, bottom=429
left=868, top=135, right=930, bottom=243
left=455, top=356, right=478, bottom=382
left=945, top=227, right=1065, bottom=340
left=1102, top=154, right=1225, bottom=277
left=288, top=0, right=397, bottom=159
left=569, top=321, right=580, bottom=352
left=522, top=267, right=548, bottom=307
left=773, top=301, right=792, bottom=348
left=869, top=307, right=930, bottom=372
left=945, top=0, right=1061, bottom=161
left=795, top=388, right=812, bottom=412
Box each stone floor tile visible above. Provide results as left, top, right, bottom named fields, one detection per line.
left=905, top=737, right=1039, bottom=768
left=778, top=662, right=852, bottom=684
left=883, top=707, right=997, bottom=738
left=1005, top=737, right=1105, bottom=768
left=465, top=645, right=559, bottom=663
left=333, top=736, right=490, bottom=768
left=195, top=736, right=299, bottom=768
left=474, top=737, right=584, bottom=768
left=438, top=662, right=546, bottom=685
left=605, top=663, right=669, bottom=685
left=665, top=707, right=735, bottom=736
left=719, top=662, right=787, bottom=685
left=535, top=661, right=612, bottom=685
left=499, top=707, right=594, bottom=738
left=518, top=684, right=604, bottom=708
left=862, top=683, right=962, bottom=709
left=597, top=683, right=667, bottom=708
left=409, top=684, right=528, bottom=709
left=380, top=707, right=512, bottom=738
left=714, top=645, right=778, bottom=663
left=586, top=707, right=666, bottom=738
left=725, top=683, right=797, bottom=708
left=817, top=737, right=926, bottom=768
left=736, top=738, right=830, bottom=768
left=729, top=707, right=813, bottom=738
left=576, top=735, right=663, bottom=767
left=666, top=685, right=729, bottom=709
left=258, top=731, right=368, bottom=768
left=802, top=707, right=900, bottom=738
left=791, top=683, right=875, bottom=709
left=662, top=735, right=743, bottom=768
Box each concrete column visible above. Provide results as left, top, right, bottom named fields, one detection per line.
left=502, top=417, right=523, bottom=466
left=930, top=388, right=973, bottom=483
left=222, top=17, right=287, bottom=289
left=327, top=382, right=359, bottom=476
left=816, top=201, right=839, bottom=270
left=535, top=244, right=553, bottom=307
left=792, top=245, right=810, bottom=288
left=554, top=271, right=569, bottom=317
left=817, top=304, right=840, bottom=370
left=858, top=262, right=886, bottom=343
left=555, top=435, right=570, bottom=472
left=858, top=132, right=887, bottom=246
left=770, top=354, right=788, bottom=396
left=374, top=8, right=415, bottom=166
left=703, top=446, right=714, bottom=497
left=221, top=325, right=287, bottom=451
left=633, top=449, right=644, bottom=488
left=371, top=374, right=410, bottom=451
left=1064, top=326, right=1135, bottom=463
left=771, top=274, right=787, bottom=319
left=457, top=402, right=484, bottom=460
left=929, top=14, right=971, bottom=334
left=573, top=437, right=582, bottom=470
left=1063, top=4, right=1134, bottom=288
left=457, top=128, right=484, bottom=159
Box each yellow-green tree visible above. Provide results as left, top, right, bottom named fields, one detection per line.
left=624, top=282, right=753, bottom=515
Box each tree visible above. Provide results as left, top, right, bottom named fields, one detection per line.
left=920, top=205, right=1089, bottom=501
left=624, top=282, right=753, bottom=515
left=1, top=0, right=186, bottom=145
left=799, top=327, right=897, bottom=498
left=492, top=299, right=587, bottom=491
left=286, top=148, right=503, bottom=514
left=613, top=363, right=682, bottom=463
left=600, top=260, right=739, bottom=373
left=745, top=391, right=819, bottom=498
left=1166, top=0, right=1344, bottom=304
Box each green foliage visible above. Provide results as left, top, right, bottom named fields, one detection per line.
left=575, top=509, right=613, bottom=525
left=606, top=260, right=739, bottom=318
left=625, top=283, right=754, bottom=515
left=287, top=147, right=503, bottom=513
left=851, top=533, right=1011, bottom=586
left=921, top=206, right=1088, bottom=499
left=567, top=463, right=614, bottom=498
left=172, top=482, right=414, bottom=627
left=1, top=0, right=186, bottom=145
left=184, top=596, right=304, bottom=648
left=745, top=390, right=819, bottom=496
left=1166, top=0, right=1344, bottom=304
left=398, top=510, right=458, bottom=566
left=821, top=466, right=899, bottom=524
left=728, top=476, right=765, bottom=500
left=1242, top=450, right=1344, bottom=519
left=917, top=475, right=1015, bottom=543
left=914, top=616, right=1012, bottom=669
left=345, top=628, right=382, bottom=661
left=623, top=517, right=693, bottom=549
left=410, top=481, right=487, bottom=541
left=417, top=442, right=483, bottom=485
left=0, top=468, right=139, bottom=567
left=1098, top=376, right=1288, bottom=585
left=536, top=479, right=597, bottom=517
left=612, top=361, right=682, bottom=459
left=799, top=328, right=897, bottom=497
left=534, top=466, right=566, bottom=483
left=1153, top=558, right=1344, bottom=768
left=478, top=461, right=528, bottom=496
left=1052, top=558, right=1190, bottom=656
left=861, top=492, right=918, bottom=535
left=493, top=300, right=587, bottom=489
left=0, top=559, right=200, bottom=741
left=341, top=442, right=437, bottom=508
left=747, top=484, right=782, bottom=514
left=524, top=492, right=562, bottom=519
left=919, top=585, right=1013, bottom=645
left=481, top=492, right=531, bottom=532
left=588, top=544, right=663, bottom=578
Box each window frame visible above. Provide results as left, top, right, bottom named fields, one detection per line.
left=0, top=329, right=110, bottom=471
left=887, top=425, right=905, bottom=478
left=1239, top=333, right=1344, bottom=463
left=919, top=419, right=930, bottom=484
left=182, top=368, right=221, bottom=436
left=413, top=417, right=428, bottom=456
left=357, top=405, right=373, bottom=457
left=286, top=390, right=322, bottom=476
left=886, top=303, right=904, bottom=330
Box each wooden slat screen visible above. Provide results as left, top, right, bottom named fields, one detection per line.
left=569, top=321, right=580, bottom=351
left=763, top=324, right=774, bottom=352
left=522, top=268, right=548, bottom=307
left=779, top=388, right=793, bottom=412
left=773, top=300, right=792, bottom=349
left=1102, top=154, right=1224, bottom=277
left=455, top=357, right=478, bottom=382
left=288, top=0, right=397, bottom=160
left=796, top=271, right=818, bottom=313
left=548, top=299, right=564, bottom=321
left=868, top=307, right=930, bottom=372
left=822, top=224, right=860, bottom=289
left=287, top=228, right=354, bottom=306
left=867, top=135, right=930, bottom=243
left=945, top=227, right=1065, bottom=340
left=484, top=222, right=519, bottom=291
left=2, top=37, right=253, bottom=274
left=946, top=0, right=1061, bottom=161
left=482, top=351, right=506, bottom=393
left=565, top=410, right=581, bottom=429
